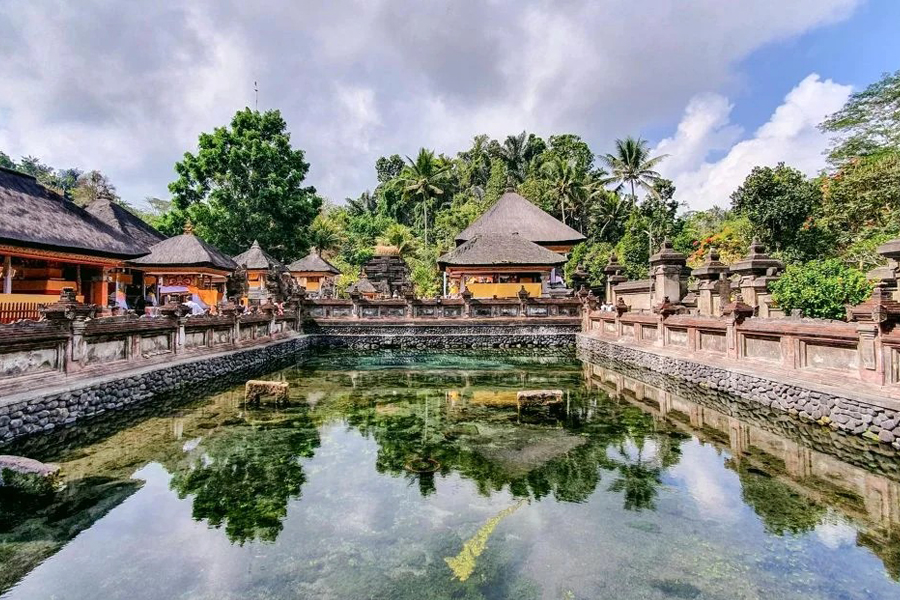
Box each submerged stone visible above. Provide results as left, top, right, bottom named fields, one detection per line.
left=0, top=455, right=60, bottom=494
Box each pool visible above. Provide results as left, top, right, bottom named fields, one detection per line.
left=1, top=350, right=898, bottom=599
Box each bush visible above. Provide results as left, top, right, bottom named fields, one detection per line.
left=769, top=259, right=871, bottom=320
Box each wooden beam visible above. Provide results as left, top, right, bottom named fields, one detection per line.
left=3, top=255, right=11, bottom=295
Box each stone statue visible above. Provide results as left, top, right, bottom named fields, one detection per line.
left=226, top=264, right=249, bottom=302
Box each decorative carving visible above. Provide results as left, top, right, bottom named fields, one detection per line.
left=226, top=264, right=249, bottom=302
left=41, top=287, right=98, bottom=322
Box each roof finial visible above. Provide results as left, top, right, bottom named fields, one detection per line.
left=183, top=220, right=194, bottom=235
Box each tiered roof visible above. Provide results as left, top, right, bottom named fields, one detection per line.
left=438, top=233, right=567, bottom=268
left=455, top=190, right=585, bottom=246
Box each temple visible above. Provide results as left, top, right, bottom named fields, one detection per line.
left=440, top=190, right=585, bottom=297
left=0, top=167, right=149, bottom=321
left=129, top=222, right=237, bottom=308
left=287, top=251, right=340, bottom=297
left=233, top=240, right=288, bottom=304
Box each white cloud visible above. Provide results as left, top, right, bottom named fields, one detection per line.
left=659, top=74, right=853, bottom=211
left=0, top=1, right=863, bottom=206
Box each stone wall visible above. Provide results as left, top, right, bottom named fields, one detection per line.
left=578, top=333, right=900, bottom=450
left=311, top=321, right=579, bottom=350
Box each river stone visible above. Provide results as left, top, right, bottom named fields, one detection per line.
left=0, top=455, right=60, bottom=493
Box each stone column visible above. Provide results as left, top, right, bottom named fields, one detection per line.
left=603, top=252, right=627, bottom=305
left=729, top=239, right=783, bottom=315
left=40, top=288, right=98, bottom=373
left=692, top=248, right=729, bottom=316
left=649, top=239, right=689, bottom=308
left=350, top=290, right=362, bottom=318
left=868, top=237, right=900, bottom=301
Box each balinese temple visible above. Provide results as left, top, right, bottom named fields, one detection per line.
left=233, top=240, right=287, bottom=304
left=441, top=189, right=585, bottom=298
left=84, top=194, right=167, bottom=309
left=129, top=223, right=237, bottom=308
left=287, top=251, right=340, bottom=297
left=361, top=245, right=411, bottom=298
left=0, top=166, right=149, bottom=321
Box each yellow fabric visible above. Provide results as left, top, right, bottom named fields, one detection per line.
left=465, top=282, right=541, bottom=298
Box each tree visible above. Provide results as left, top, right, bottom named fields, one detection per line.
left=166, top=108, right=321, bottom=262
left=378, top=222, right=417, bottom=257
left=600, top=137, right=667, bottom=204
left=730, top=163, right=822, bottom=260
left=398, top=148, right=449, bottom=246
left=491, top=131, right=543, bottom=186
left=347, top=190, right=377, bottom=216
left=540, top=156, right=588, bottom=228
left=71, top=170, right=118, bottom=206
left=0, top=151, right=14, bottom=170
left=375, top=154, right=405, bottom=184
left=769, top=259, right=871, bottom=320
left=308, top=214, right=344, bottom=256
left=821, top=70, right=900, bottom=166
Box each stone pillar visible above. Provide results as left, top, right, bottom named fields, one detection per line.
left=603, top=253, right=627, bottom=305
left=349, top=290, right=362, bottom=318
left=40, top=288, right=98, bottom=373
left=869, top=237, right=900, bottom=301
left=692, top=248, right=729, bottom=316
left=729, top=239, right=783, bottom=315
left=461, top=288, right=473, bottom=318
left=2, top=254, right=11, bottom=294
left=847, top=282, right=900, bottom=385
left=649, top=239, right=689, bottom=308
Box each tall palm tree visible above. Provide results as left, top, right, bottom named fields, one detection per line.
left=589, top=190, right=629, bottom=242
left=540, top=157, right=588, bottom=229
left=378, top=223, right=418, bottom=257
left=399, top=149, right=450, bottom=246
left=600, top=137, right=668, bottom=204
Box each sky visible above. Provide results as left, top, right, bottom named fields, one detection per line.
left=0, top=0, right=898, bottom=212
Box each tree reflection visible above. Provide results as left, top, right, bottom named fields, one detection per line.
left=169, top=413, right=320, bottom=545
left=730, top=461, right=826, bottom=536
left=338, top=385, right=686, bottom=510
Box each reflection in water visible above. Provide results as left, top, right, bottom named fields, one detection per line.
left=0, top=350, right=898, bottom=599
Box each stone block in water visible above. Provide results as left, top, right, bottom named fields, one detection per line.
left=0, top=455, right=60, bottom=494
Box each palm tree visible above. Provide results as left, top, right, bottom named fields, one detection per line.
left=399, top=149, right=450, bottom=246
left=589, top=190, right=628, bottom=242
left=495, top=131, right=529, bottom=186
left=308, top=214, right=343, bottom=256
left=346, top=190, right=377, bottom=216
left=540, top=157, right=589, bottom=229
left=600, top=137, right=667, bottom=205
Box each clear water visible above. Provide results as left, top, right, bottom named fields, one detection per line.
left=1, top=350, right=899, bottom=599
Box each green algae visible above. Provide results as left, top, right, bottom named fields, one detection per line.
left=444, top=500, right=526, bottom=582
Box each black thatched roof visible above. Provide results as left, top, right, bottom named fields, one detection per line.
left=233, top=240, right=284, bottom=270
left=455, top=190, right=586, bottom=246
left=84, top=196, right=167, bottom=249
left=438, top=233, right=567, bottom=268
left=287, top=251, right=340, bottom=275
left=129, top=225, right=237, bottom=271
left=0, top=167, right=149, bottom=258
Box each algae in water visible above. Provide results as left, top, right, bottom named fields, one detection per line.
left=444, top=500, right=525, bottom=582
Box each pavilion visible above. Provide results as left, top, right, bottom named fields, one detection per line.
left=287, top=251, right=340, bottom=296
left=233, top=240, right=288, bottom=304
left=442, top=190, right=585, bottom=297
left=129, top=223, right=237, bottom=308
left=0, top=167, right=149, bottom=321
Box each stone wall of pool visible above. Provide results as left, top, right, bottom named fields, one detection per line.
left=578, top=333, right=900, bottom=450
left=0, top=321, right=579, bottom=444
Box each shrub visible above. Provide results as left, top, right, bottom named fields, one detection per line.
left=769, top=259, right=872, bottom=320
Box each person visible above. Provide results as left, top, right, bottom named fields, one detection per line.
left=184, top=298, right=204, bottom=315
left=133, top=294, right=147, bottom=316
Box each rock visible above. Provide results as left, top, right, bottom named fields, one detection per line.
left=517, top=389, right=564, bottom=409
left=878, top=430, right=895, bottom=444
left=0, top=455, right=60, bottom=494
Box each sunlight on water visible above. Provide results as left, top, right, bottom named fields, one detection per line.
left=1, top=349, right=898, bottom=599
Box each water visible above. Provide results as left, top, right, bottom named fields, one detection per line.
left=1, top=350, right=899, bottom=599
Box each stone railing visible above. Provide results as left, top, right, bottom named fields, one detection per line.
left=0, top=292, right=302, bottom=386
left=302, top=294, right=582, bottom=321
left=585, top=302, right=897, bottom=387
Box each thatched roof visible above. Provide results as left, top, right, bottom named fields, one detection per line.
left=348, top=276, right=378, bottom=294
left=0, top=167, right=149, bottom=258
left=129, top=224, right=237, bottom=271
left=438, top=233, right=567, bottom=268
left=287, top=251, right=340, bottom=275
left=233, top=240, right=284, bottom=270
left=455, top=190, right=586, bottom=246
left=84, top=196, right=166, bottom=249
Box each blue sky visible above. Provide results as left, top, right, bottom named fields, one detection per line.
left=0, top=0, right=897, bottom=211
